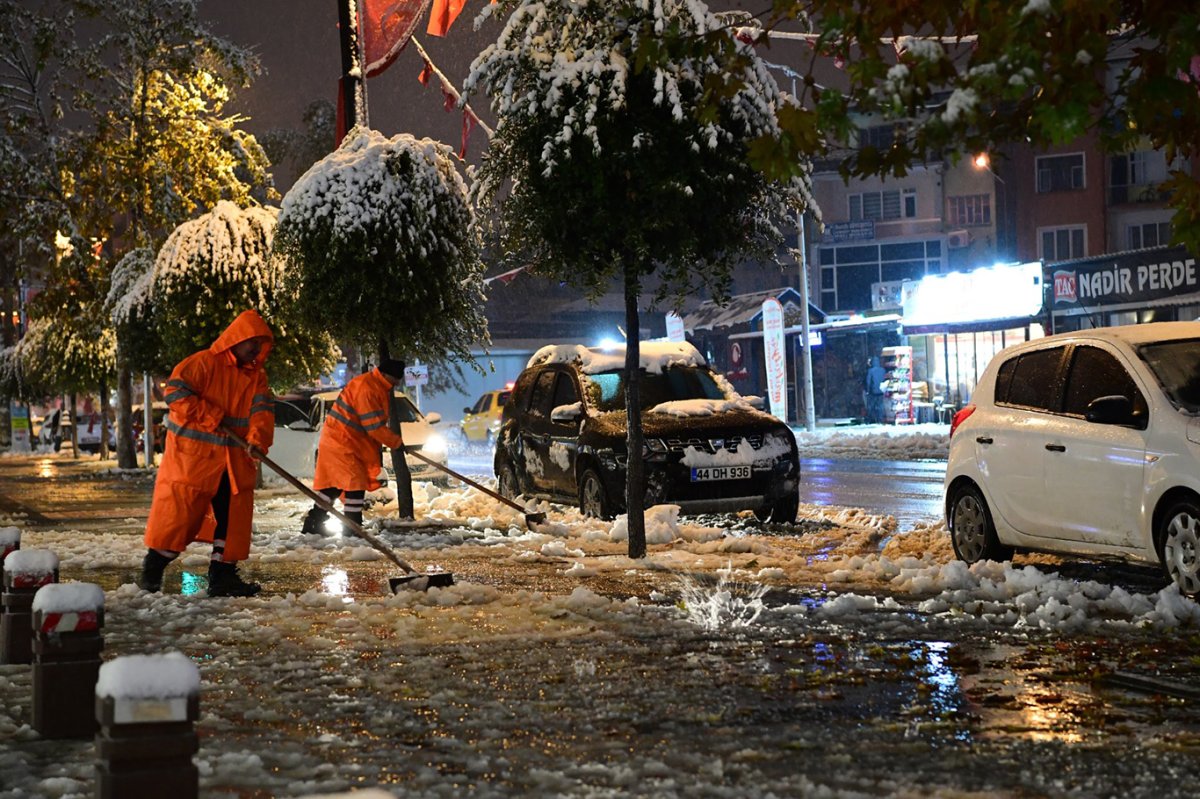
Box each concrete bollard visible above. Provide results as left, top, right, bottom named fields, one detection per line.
left=1, top=548, right=59, bottom=665
left=0, top=526, right=18, bottom=566
left=95, top=652, right=201, bottom=799
left=31, top=582, right=105, bottom=739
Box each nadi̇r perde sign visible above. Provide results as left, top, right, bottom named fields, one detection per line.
left=1052, top=245, right=1198, bottom=307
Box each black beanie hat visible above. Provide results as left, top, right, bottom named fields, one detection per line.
left=379, top=359, right=407, bottom=380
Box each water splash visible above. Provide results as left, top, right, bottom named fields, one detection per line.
left=676, top=569, right=767, bottom=631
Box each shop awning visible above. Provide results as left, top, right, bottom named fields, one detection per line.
left=684, top=287, right=825, bottom=332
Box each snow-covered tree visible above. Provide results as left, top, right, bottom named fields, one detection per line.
left=465, top=0, right=811, bottom=558
left=149, top=201, right=338, bottom=392
left=678, top=2, right=1200, bottom=252
left=273, top=127, right=489, bottom=368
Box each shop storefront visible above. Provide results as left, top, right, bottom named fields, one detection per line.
left=1048, top=244, right=1200, bottom=331
left=900, top=262, right=1047, bottom=414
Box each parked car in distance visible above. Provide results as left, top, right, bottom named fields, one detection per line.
left=132, top=402, right=168, bottom=454
left=944, top=321, right=1200, bottom=598
left=271, top=388, right=450, bottom=485
left=461, top=385, right=512, bottom=443
left=495, top=342, right=800, bottom=521
left=75, top=409, right=116, bottom=453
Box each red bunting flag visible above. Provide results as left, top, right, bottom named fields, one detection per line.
left=361, top=0, right=434, bottom=77
left=418, top=60, right=434, bottom=86
left=460, top=109, right=478, bottom=158
left=427, top=0, right=468, bottom=37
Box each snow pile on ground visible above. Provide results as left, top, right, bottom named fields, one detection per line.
left=792, top=422, right=949, bottom=461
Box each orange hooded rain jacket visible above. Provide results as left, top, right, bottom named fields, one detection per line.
left=144, top=310, right=275, bottom=562
left=313, top=368, right=405, bottom=493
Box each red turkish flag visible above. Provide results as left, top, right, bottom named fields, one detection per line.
left=361, top=0, right=434, bottom=77
left=427, top=0, right=468, bottom=37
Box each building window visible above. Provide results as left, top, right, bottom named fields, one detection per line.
left=1036, top=153, right=1085, bottom=193
left=858, top=125, right=895, bottom=151
left=1127, top=221, right=1171, bottom=250
left=947, top=194, right=992, bottom=227
left=817, top=239, right=944, bottom=312
left=1110, top=150, right=1172, bottom=203
left=1039, top=225, right=1086, bottom=261
left=849, top=189, right=917, bottom=222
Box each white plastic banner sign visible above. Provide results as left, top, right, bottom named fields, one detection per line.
left=761, top=299, right=787, bottom=422
left=665, top=312, right=685, bottom=342
left=404, top=365, right=429, bottom=387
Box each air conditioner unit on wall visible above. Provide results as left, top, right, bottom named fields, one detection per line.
left=947, top=230, right=970, bottom=248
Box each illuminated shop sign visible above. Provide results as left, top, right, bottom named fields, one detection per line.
left=902, top=262, right=1043, bottom=328
left=1051, top=245, right=1198, bottom=306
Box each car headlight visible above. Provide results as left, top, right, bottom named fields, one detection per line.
left=421, top=432, right=448, bottom=459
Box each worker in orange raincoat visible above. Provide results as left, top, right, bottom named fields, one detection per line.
left=301, top=360, right=406, bottom=535
left=139, top=310, right=275, bottom=597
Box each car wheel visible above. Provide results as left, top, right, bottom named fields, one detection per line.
left=1159, top=499, right=1200, bottom=598
left=497, top=461, right=521, bottom=500
left=755, top=492, right=799, bottom=524
left=949, top=484, right=1012, bottom=564
left=579, top=469, right=614, bottom=520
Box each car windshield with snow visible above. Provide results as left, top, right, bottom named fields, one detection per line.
left=495, top=342, right=800, bottom=521
left=944, top=321, right=1200, bottom=598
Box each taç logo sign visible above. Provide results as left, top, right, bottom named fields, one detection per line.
left=1054, top=270, right=1077, bottom=303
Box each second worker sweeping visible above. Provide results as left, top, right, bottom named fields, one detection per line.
left=301, top=360, right=407, bottom=535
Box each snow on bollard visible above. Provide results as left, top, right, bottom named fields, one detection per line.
left=31, top=582, right=105, bottom=739
left=1, top=548, right=58, bottom=665
left=0, top=526, right=19, bottom=567
left=95, top=652, right=201, bottom=799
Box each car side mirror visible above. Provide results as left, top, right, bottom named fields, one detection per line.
left=551, top=403, right=582, bottom=423
left=1085, top=395, right=1138, bottom=426
left=425, top=412, right=442, bottom=425
left=463, top=406, right=472, bottom=414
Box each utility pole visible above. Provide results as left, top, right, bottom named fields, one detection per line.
left=796, top=211, right=816, bottom=431
left=337, top=0, right=368, bottom=131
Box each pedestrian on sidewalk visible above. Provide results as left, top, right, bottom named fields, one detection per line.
left=864, top=356, right=887, bottom=425
left=139, top=309, right=275, bottom=597
left=301, top=360, right=407, bottom=536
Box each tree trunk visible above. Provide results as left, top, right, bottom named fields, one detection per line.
left=379, top=338, right=414, bottom=519
left=115, top=356, right=137, bottom=468
left=68, top=392, right=79, bottom=459
left=623, top=267, right=646, bottom=559
left=98, top=380, right=111, bottom=460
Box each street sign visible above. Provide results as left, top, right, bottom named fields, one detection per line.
left=665, top=312, right=685, bottom=342
left=404, top=364, right=429, bottom=387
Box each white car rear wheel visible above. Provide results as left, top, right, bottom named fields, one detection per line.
left=950, top=484, right=1012, bottom=564
left=1160, top=501, right=1200, bottom=598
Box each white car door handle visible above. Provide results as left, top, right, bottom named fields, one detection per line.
left=975, top=435, right=993, bottom=444
left=1045, top=443, right=1066, bottom=452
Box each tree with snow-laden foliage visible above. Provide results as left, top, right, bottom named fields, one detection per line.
left=662, top=1, right=1200, bottom=254
left=464, top=0, right=811, bottom=558
left=143, top=201, right=338, bottom=392
left=1, top=0, right=277, bottom=468
left=273, top=127, right=489, bottom=369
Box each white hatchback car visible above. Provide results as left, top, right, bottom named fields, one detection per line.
left=944, top=321, right=1200, bottom=598
left=271, top=389, right=450, bottom=485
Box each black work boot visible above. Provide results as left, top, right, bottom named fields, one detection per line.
left=301, top=507, right=329, bottom=536
left=138, top=549, right=175, bottom=593
left=344, top=510, right=363, bottom=532
left=207, top=560, right=261, bottom=598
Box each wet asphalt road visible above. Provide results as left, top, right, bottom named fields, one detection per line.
left=3, top=455, right=1200, bottom=798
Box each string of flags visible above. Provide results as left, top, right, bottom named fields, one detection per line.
left=412, top=36, right=493, bottom=159
left=482, top=266, right=527, bottom=286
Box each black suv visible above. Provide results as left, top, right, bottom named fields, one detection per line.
left=494, top=344, right=800, bottom=521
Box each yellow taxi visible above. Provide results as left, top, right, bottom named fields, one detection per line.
left=460, top=385, right=512, bottom=443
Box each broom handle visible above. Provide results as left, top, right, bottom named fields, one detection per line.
left=220, top=426, right=416, bottom=574
left=406, top=448, right=532, bottom=515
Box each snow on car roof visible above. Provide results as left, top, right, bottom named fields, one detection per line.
left=527, top=341, right=708, bottom=374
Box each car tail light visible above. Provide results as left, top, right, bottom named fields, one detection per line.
left=949, top=404, right=976, bottom=438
